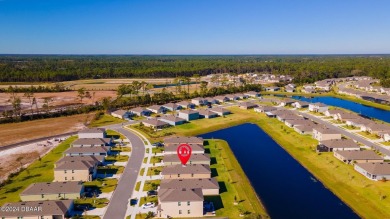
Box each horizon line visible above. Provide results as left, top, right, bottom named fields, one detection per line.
left=0, top=53, right=390, bottom=56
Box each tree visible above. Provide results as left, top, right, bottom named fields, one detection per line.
left=193, top=74, right=201, bottom=92
left=132, top=81, right=142, bottom=96
left=200, top=81, right=208, bottom=97
left=23, top=90, right=35, bottom=118
left=77, top=87, right=86, bottom=103
left=101, top=97, right=112, bottom=112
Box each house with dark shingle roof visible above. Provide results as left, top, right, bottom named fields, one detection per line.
left=355, top=162, right=390, bottom=181
left=163, top=154, right=210, bottom=166
left=197, top=109, right=218, bottom=119
left=161, top=164, right=211, bottom=179
left=334, top=150, right=383, bottom=164
left=20, top=181, right=84, bottom=201
left=159, top=178, right=219, bottom=196
left=317, top=139, right=360, bottom=152
left=0, top=200, right=74, bottom=218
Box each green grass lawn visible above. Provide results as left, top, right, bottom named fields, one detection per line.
left=139, top=168, right=145, bottom=176
left=150, top=156, right=163, bottom=164
left=74, top=197, right=109, bottom=208
left=138, top=196, right=158, bottom=207
left=135, top=181, right=141, bottom=191
left=342, top=125, right=360, bottom=130
left=151, top=147, right=164, bottom=154
left=358, top=131, right=381, bottom=140
left=143, top=157, right=148, bottom=163
left=381, top=141, right=390, bottom=146
left=89, top=114, right=124, bottom=127
left=110, top=146, right=131, bottom=152
left=105, top=155, right=129, bottom=162
left=97, top=165, right=124, bottom=175
left=143, top=180, right=160, bottom=191
left=329, top=119, right=344, bottom=124
left=147, top=166, right=163, bottom=176
left=83, top=178, right=118, bottom=193
left=0, top=136, right=77, bottom=205
left=206, top=139, right=267, bottom=218
left=106, top=129, right=126, bottom=140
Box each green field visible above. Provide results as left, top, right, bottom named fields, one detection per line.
left=89, top=114, right=124, bottom=127
left=0, top=136, right=77, bottom=205
left=83, top=178, right=118, bottom=193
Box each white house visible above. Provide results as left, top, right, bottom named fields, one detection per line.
left=308, top=102, right=328, bottom=113
left=354, top=162, right=390, bottom=181
left=111, top=109, right=131, bottom=120
left=78, top=128, right=106, bottom=139
left=178, top=110, right=200, bottom=121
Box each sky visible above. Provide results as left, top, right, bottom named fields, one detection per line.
left=0, top=0, right=389, bottom=54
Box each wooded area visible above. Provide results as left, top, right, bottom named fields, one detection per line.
left=1, top=55, right=390, bottom=86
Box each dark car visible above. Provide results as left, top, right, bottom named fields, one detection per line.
left=152, top=142, right=164, bottom=147
left=147, top=190, right=158, bottom=196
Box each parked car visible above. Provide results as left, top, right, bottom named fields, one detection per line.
left=152, top=142, right=164, bottom=147
left=142, top=202, right=155, bottom=209
left=147, top=190, right=158, bottom=196
left=130, top=199, right=138, bottom=206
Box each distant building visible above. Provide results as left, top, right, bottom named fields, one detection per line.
left=197, top=109, right=218, bottom=119
left=355, top=162, right=390, bottom=181
left=334, top=150, right=383, bottom=164
left=20, top=181, right=84, bottom=201
left=312, top=127, right=342, bottom=141
left=238, top=101, right=258, bottom=109
left=158, top=115, right=186, bottom=126
left=111, top=109, right=131, bottom=120
left=142, top=118, right=170, bottom=129
left=162, top=103, right=182, bottom=111
left=129, top=107, right=152, bottom=117
left=178, top=110, right=200, bottom=121
left=78, top=128, right=106, bottom=139
left=308, top=103, right=328, bottom=113
left=210, top=107, right=231, bottom=116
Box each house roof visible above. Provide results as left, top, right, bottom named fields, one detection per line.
left=55, top=160, right=96, bottom=170
left=164, top=136, right=204, bottom=145
left=355, top=162, right=390, bottom=175
left=244, top=91, right=259, bottom=95
left=294, top=124, right=318, bottom=132
left=158, top=115, right=186, bottom=123
left=285, top=119, right=312, bottom=126
left=21, top=181, right=83, bottom=196
left=160, top=178, right=219, bottom=190
left=313, top=127, right=340, bottom=135
left=366, top=123, right=390, bottom=132
left=278, top=114, right=304, bottom=120
left=347, top=118, right=373, bottom=125
left=337, top=112, right=361, bottom=120
left=210, top=107, right=230, bottom=114
left=273, top=110, right=295, bottom=116
left=335, top=150, right=383, bottom=160
left=294, top=101, right=310, bottom=106
left=72, top=138, right=111, bottom=146
left=192, top=97, right=206, bottom=101
left=179, top=109, right=199, bottom=115
left=111, top=109, right=128, bottom=115
left=326, top=109, right=345, bottom=115
left=161, top=164, right=211, bottom=175
left=78, top=128, right=105, bottom=134
left=130, top=107, right=148, bottom=113
left=142, top=118, right=169, bottom=127
left=164, top=144, right=205, bottom=153
left=57, top=155, right=105, bottom=164
left=238, top=101, right=258, bottom=107
left=162, top=103, right=178, bottom=109
left=147, top=105, right=163, bottom=111
left=176, top=101, right=194, bottom=106
left=0, top=200, right=73, bottom=217
left=310, top=102, right=328, bottom=107
left=197, top=109, right=218, bottom=116
left=214, top=95, right=228, bottom=100
left=163, top=153, right=210, bottom=163
left=65, top=146, right=110, bottom=154
left=320, top=139, right=360, bottom=148
left=159, top=188, right=204, bottom=202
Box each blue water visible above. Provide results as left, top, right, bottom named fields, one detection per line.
left=292, top=96, right=390, bottom=122
left=200, top=123, right=359, bottom=219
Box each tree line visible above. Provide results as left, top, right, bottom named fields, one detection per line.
left=1, top=55, right=390, bottom=87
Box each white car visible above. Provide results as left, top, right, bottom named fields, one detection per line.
left=142, top=202, right=155, bottom=209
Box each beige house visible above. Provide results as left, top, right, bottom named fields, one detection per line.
left=0, top=200, right=73, bottom=219
left=54, top=159, right=98, bottom=182
left=312, top=127, right=342, bottom=141
left=334, top=150, right=384, bottom=164
left=71, top=138, right=112, bottom=147
left=159, top=178, right=219, bottom=196
left=317, top=139, right=360, bottom=152
left=164, top=136, right=204, bottom=146
left=164, top=143, right=205, bottom=155
left=64, top=145, right=111, bottom=156
left=355, top=162, right=390, bottom=181
left=161, top=164, right=211, bottom=179
left=163, top=154, right=210, bottom=166
left=157, top=188, right=204, bottom=218
left=142, top=118, right=170, bottom=129
left=210, top=107, right=231, bottom=116
left=78, top=128, right=106, bottom=139
left=20, top=181, right=84, bottom=201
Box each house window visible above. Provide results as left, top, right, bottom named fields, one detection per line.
left=65, top=177, right=67, bottom=180
left=188, top=210, right=191, bottom=214
left=64, top=170, right=67, bottom=173
left=187, top=201, right=190, bottom=206
left=177, top=174, right=180, bottom=177
left=41, top=194, right=44, bottom=198
left=178, top=202, right=181, bottom=206
left=41, top=216, right=44, bottom=219
left=191, top=173, right=194, bottom=177
left=58, top=193, right=62, bottom=197
left=72, top=177, right=74, bottom=180
left=179, top=210, right=182, bottom=214
left=72, top=170, right=75, bottom=173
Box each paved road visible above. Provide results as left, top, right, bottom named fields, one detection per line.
left=299, top=111, right=390, bottom=157
left=103, top=125, right=145, bottom=219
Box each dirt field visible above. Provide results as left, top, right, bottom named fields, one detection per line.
left=0, top=113, right=92, bottom=147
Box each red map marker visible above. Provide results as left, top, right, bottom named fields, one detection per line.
left=177, top=143, right=192, bottom=165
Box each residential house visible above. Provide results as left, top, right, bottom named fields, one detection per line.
left=210, top=107, right=231, bottom=116
left=147, top=105, right=165, bottom=114
left=129, top=107, right=152, bottom=117
left=78, top=128, right=106, bottom=139
left=324, top=109, right=345, bottom=117
left=334, top=112, right=361, bottom=122
left=205, top=97, right=218, bottom=105
left=157, top=188, right=204, bottom=218
left=280, top=99, right=295, bottom=106
left=225, top=94, right=239, bottom=101
left=158, top=115, right=186, bottom=126
left=284, top=119, right=311, bottom=128
left=163, top=154, right=210, bottom=166
left=238, top=101, right=258, bottom=109
left=164, top=136, right=204, bottom=146
left=178, top=110, right=200, bottom=121
left=254, top=106, right=278, bottom=113
left=364, top=123, right=390, bottom=135
left=161, top=164, right=211, bottom=179
left=244, top=91, right=260, bottom=97
left=285, top=85, right=295, bottom=93
left=302, top=86, right=315, bottom=93
left=345, top=118, right=373, bottom=129
left=214, top=96, right=229, bottom=103
left=71, top=138, right=112, bottom=147
left=294, top=124, right=318, bottom=135
left=142, top=118, right=170, bottom=129
left=317, top=139, right=360, bottom=152
left=265, top=87, right=280, bottom=92
left=197, top=109, right=218, bottom=119
left=191, top=97, right=207, bottom=106
left=379, top=131, right=390, bottom=142
left=0, top=200, right=74, bottom=219
left=164, top=144, right=205, bottom=155
left=162, top=103, right=182, bottom=111
left=111, top=109, right=131, bottom=120
left=315, top=81, right=332, bottom=91
left=277, top=114, right=303, bottom=123
left=20, top=181, right=84, bottom=201
left=176, top=101, right=195, bottom=109
left=292, top=101, right=310, bottom=109
left=312, top=127, right=342, bottom=141
left=355, top=162, right=390, bottom=181
left=308, top=103, right=329, bottom=113
left=57, top=155, right=105, bottom=165
left=64, top=146, right=111, bottom=156
left=235, top=93, right=249, bottom=99
left=159, top=178, right=219, bottom=196
left=54, top=158, right=99, bottom=182
left=334, top=150, right=383, bottom=164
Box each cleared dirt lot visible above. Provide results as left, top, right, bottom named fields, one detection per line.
left=0, top=113, right=92, bottom=147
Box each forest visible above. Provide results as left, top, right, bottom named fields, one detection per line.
left=1, top=55, right=390, bottom=86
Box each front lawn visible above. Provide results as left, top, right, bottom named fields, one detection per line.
left=106, top=129, right=126, bottom=140
left=151, top=147, right=164, bottom=154
left=83, top=178, right=118, bottom=193
left=357, top=131, right=381, bottom=140
left=75, top=197, right=109, bottom=208
left=147, top=166, right=163, bottom=176
left=342, top=125, right=360, bottom=130
left=150, top=156, right=163, bottom=164
left=138, top=196, right=158, bottom=207
left=143, top=180, right=161, bottom=191
left=105, top=155, right=129, bottom=162
left=0, top=136, right=77, bottom=205
left=381, top=141, right=390, bottom=146
left=89, top=114, right=124, bottom=127
left=97, top=165, right=124, bottom=175
left=110, top=146, right=131, bottom=152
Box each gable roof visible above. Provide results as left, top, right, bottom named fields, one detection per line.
left=161, top=164, right=211, bottom=175
left=238, top=101, right=258, bottom=107
left=78, top=128, right=105, bottom=134
left=197, top=109, right=218, bottom=116
left=130, top=107, right=148, bottom=113
left=179, top=109, right=199, bottom=115
left=164, top=136, right=204, bottom=145
left=72, top=138, right=111, bottom=146
left=55, top=160, right=96, bottom=170
left=210, top=107, right=231, bottom=114
left=57, top=155, right=105, bottom=164
left=21, top=181, right=83, bottom=195
left=142, top=118, right=169, bottom=127
left=164, top=144, right=205, bottom=153
left=320, top=139, right=360, bottom=148
left=111, top=109, right=128, bottom=115
left=160, top=178, right=219, bottom=190
left=163, top=153, right=210, bottom=163
left=356, top=162, right=390, bottom=175
left=65, top=146, right=110, bottom=154
left=335, top=150, right=383, bottom=160
left=158, top=115, right=186, bottom=123
left=0, top=200, right=73, bottom=217
left=159, top=188, right=204, bottom=202
left=313, top=127, right=340, bottom=135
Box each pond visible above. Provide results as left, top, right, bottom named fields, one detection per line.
left=199, top=123, right=359, bottom=219
left=292, top=96, right=390, bottom=123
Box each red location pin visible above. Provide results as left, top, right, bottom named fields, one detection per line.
left=177, top=143, right=192, bottom=166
